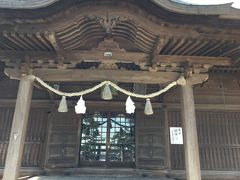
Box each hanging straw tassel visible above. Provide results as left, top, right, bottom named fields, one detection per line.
left=144, top=98, right=153, bottom=115
left=58, top=96, right=68, bottom=112
left=75, top=96, right=86, bottom=114
left=125, top=96, right=135, bottom=114
left=101, top=84, right=113, bottom=100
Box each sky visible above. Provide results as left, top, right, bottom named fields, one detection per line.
left=177, top=0, right=240, bottom=9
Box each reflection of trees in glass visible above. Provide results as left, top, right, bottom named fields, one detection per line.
left=80, top=112, right=135, bottom=162
left=81, top=116, right=105, bottom=161
left=110, top=118, right=135, bottom=162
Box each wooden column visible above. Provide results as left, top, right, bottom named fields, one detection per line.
left=181, top=82, right=201, bottom=180
left=3, top=75, right=34, bottom=180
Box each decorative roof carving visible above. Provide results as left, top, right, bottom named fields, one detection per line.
left=0, top=0, right=240, bottom=20
left=88, top=15, right=129, bottom=34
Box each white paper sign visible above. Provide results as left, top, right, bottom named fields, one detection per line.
left=170, top=127, right=183, bottom=144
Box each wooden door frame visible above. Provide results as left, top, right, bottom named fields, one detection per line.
left=44, top=109, right=80, bottom=168
left=78, top=109, right=136, bottom=168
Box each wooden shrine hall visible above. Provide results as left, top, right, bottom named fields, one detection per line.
left=0, top=0, right=240, bottom=180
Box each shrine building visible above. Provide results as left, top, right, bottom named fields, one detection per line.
left=0, top=0, right=240, bottom=180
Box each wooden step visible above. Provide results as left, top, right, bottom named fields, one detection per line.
left=28, top=176, right=176, bottom=180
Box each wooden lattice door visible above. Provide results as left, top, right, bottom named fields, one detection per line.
left=79, top=111, right=135, bottom=167
left=45, top=110, right=81, bottom=168
left=135, top=109, right=166, bottom=169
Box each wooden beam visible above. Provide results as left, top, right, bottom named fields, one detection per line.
left=0, top=50, right=231, bottom=66
left=68, top=50, right=149, bottom=64
left=0, top=50, right=54, bottom=59
left=68, top=51, right=232, bottom=66
left=5, top=68, right=182, bottom=84
left=233, top=58, right=240, bottom=66
left=45, top=32, right=65, bottom=67
left=151, top=36, right=167, bottom=67
left=32, top=69, right=181, bottom=84
left=181, top=82, right=201, bottom=180
left=5, top=67, right=209, bottom=84
left=2, top=75, right=34, bottom=180
left=45, top=32, right=63, bottom=52
left=156, top=55, right=231, bottom=66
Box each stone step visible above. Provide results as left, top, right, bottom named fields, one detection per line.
left=28, top=176, right=176, bottom=180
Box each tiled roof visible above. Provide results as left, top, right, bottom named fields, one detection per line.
left=0, top=0, right=239, bottom=20
left=0, top=0, right=59, bottom=9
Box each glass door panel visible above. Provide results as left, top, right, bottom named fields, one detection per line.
left=79, top=111, right=135, bottom=167
left=109, top=112, right=135, bottom=162
left=80, top=112, right=107, bottom=161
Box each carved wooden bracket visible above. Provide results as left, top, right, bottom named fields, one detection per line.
left=187, top=73, right=209, bottom=85
left=181, top=62, right=209, bottom=85
left=44, top=32, right=66, bottom=68
left=88, top=15, right=129, bottom=33
left=150, top=36, right=167, bottom=68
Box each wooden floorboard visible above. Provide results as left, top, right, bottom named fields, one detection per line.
left=168, top=170, right=240, bottom=180
left=27, top=176, right=174, bottom=180
left=1, top=169, right=240, bottom=180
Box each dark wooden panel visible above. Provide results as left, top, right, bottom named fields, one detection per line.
left=167, top=109, right=185, bottom=170
left=164, top=74, right=240, bottom=105
left=0, top=79, right=50, bottom=100
left=135, top=109, right=166, bottom=169
left=168, top=109, right=240, bottom=171
left=0, top=107, right=14, bottom=167
left=197, top=111, right=240, bottom=171
left=0, top=80, right=18, bottom=99
left=0, top=107, right=48, bottom=167
left=21, top=107, right=49, bottom=167
left=45, top=110, right=80, bottom=168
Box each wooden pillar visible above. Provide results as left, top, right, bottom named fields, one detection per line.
left=181, top=82, right=201, bottom=180
left=3, top=75, right=34, bottom=180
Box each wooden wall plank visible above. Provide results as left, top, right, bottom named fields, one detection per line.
left=45, top=110, right=80, bottom=168
left=0, top=107, right=48, bottom=168
left=135, top=109, right=166, bottom=169
left=21, top=108, right=48, bottom=167
left=169, top=109, right=240, bottom=171
left=0, top=107, right=14, bottom=167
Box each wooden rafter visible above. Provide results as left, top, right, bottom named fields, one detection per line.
left=233, top=58, right=240, bottom=66
left=0, top=5, right=239, bottom=42
left=1, top=28, right=240, bottom=59
left=45, top=32, right=65, bottom=67
left=150, top=36, right=167, bottom=67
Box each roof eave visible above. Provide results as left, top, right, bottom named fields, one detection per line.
left=151, top=0, right=240, bottom=20
left=0, top=0, right=240, bottom=20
